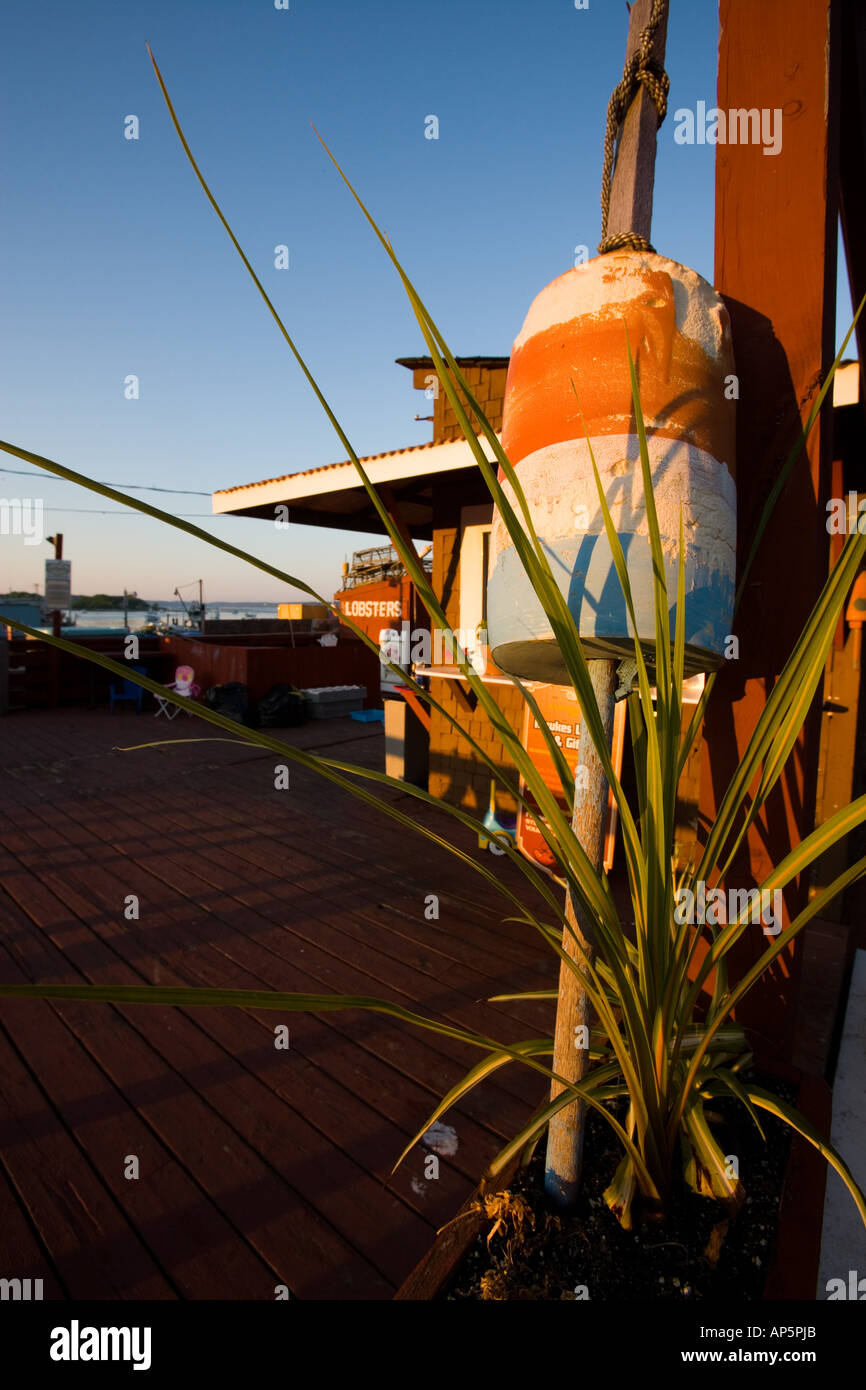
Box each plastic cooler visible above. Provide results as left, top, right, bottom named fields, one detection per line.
left=300, top=685, right=366, bottom=719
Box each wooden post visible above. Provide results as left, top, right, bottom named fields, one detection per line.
left=545, top=659, right=617, bottom=1205
left=51, top=532, right=63, bottom=640
left=702, top=0, right=841, bottom=1061
left=604, top=0, right=669, bottom=243
left=49, top=534, right=63, bottom=710
left=544, top=0, right=668, bottom=1205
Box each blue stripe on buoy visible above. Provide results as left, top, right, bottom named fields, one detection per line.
left=487, top=531, right=734, bottom=657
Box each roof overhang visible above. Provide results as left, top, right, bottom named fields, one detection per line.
left=394, top=355, right=510, bottom=371
left=212, top=435, right=498, bottom=540
left=214, top=357, right=861, bottom=539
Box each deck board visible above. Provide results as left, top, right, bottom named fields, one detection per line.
left=0, top=845, right=395, bottom=1298
left=19, top=787, right=542, bottom=1137
left=0, top=708, right=556, bottom=1299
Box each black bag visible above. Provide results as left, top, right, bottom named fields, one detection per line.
left=257, top=683, right=306, bottom=728
left=204, top=681, right=253, bottom=726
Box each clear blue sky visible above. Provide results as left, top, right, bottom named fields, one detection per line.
left=0, top=0, right=855, bottom=602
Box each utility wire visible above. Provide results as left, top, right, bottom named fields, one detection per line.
left=34, top=506, right=223, bottom=517
left=0, top=465, right=211, bottom=496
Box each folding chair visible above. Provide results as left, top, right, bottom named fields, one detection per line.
left=109, top=665, right=147, bottom=714
left=153, top=689, right=180, bottom=720
left=155, top=664, right=201, bottom=719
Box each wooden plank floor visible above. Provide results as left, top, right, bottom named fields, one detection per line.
left=0, top=707, right=556, bottom=1300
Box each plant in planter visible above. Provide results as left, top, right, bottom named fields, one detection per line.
left=1, top=51, right=865, bottom=1287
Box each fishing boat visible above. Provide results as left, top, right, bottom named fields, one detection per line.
left=171, top=581, right=205, bottom=632
left=333, top=544, right=432, bottom=690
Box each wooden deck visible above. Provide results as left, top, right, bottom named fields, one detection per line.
left=0, top=707, right=556, bottom=1300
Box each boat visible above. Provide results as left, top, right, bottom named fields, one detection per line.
left=170, top=582, right=205, bottom=632
left=333, top=544, right=433, bottom=690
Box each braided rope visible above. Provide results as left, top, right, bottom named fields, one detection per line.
left=598, top=0, right=669, bottom=256
left=599, top=230, right=656, bottom=254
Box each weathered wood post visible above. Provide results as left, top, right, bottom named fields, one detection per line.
left=544, top=659, right=617, bottom=1206
left=703, top=0, right=842, bottom=1060
left=545, top=0, right=669, bottom=1209
left=486, top=0, right=738, bottom=1205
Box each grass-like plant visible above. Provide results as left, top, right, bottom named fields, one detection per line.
left=1, top=49, right=865, bottom=1241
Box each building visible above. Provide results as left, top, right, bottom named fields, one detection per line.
left=213, top=354, right=866, bottom=837
left=213, top=356, right=523, bottom=816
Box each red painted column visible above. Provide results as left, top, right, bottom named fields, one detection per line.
left=701, top=0, right=842, bottom=1061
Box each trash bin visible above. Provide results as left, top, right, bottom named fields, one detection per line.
left=384, top=695, right=429, bottom=788
left=258, top=683, right=306, bottom=728
left=204, top=681, right=253, bottom=725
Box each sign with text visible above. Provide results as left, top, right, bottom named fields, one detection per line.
left=44, top=559, right=71, bottom=610
left=517, top=684, right=626, bottom=876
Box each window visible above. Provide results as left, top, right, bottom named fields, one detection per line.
left=459, top=503, right=494, bottom=670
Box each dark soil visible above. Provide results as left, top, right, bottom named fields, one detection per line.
left=442, top=1070, right=795, bottom=1301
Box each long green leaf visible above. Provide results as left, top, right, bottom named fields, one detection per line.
left=0, top=617, right=569, bottom=929
left=146, top=47, right=618, bottom=925
left=747, top=1084, right=866, bottom=1229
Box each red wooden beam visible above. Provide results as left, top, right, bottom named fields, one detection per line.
left=394, top=684, right=431, bottom=734
left=839, top=0, right=866, bottom=385
left=703, top=0, right=842, bottom=1062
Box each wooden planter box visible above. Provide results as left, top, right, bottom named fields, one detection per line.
left=395, top=1154, right=524, bottom=1301
left=761, top=1066, right=831, bottom=1301
left=395, top=1065, right=831, bottom=1301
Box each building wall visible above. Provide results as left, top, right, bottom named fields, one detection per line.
left=434, top=364, right=507, bottom=443
left=427, top=456, right=522, bottom=816
left=5, top=633, right=166, bottom=710
left=428, top=675, right=523, bottom=816
left=161, top=633, right=382, bottom=704
left=408, top=361, right=507, bottom=445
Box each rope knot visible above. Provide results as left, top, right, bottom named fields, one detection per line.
left=598, top=0, right=669, bottom=255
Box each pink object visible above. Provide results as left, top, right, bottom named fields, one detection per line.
left=154, top=666, right=200, bottom=720
left=166, top=665, right=200, bottom=699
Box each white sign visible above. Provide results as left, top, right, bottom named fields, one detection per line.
left=44, top=559, right=71, bottom=609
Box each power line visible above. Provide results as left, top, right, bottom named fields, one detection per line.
left=34, top=506, right=223, bottom=517
left=0, top=466, right=211, bottom=496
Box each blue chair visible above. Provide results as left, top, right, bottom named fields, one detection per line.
left=109, top=665, right=147, bottom=714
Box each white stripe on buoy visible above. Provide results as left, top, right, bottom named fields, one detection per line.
left=488, top=432, right=735, bottom=674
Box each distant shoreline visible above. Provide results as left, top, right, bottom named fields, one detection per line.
left=1, top=595, right=285, bottom=611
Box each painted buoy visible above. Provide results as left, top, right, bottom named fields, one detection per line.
left=486, top=250, right=736, bottom=684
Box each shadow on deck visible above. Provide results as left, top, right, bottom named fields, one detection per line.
left=0, top=708, right=555, bottom=1300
